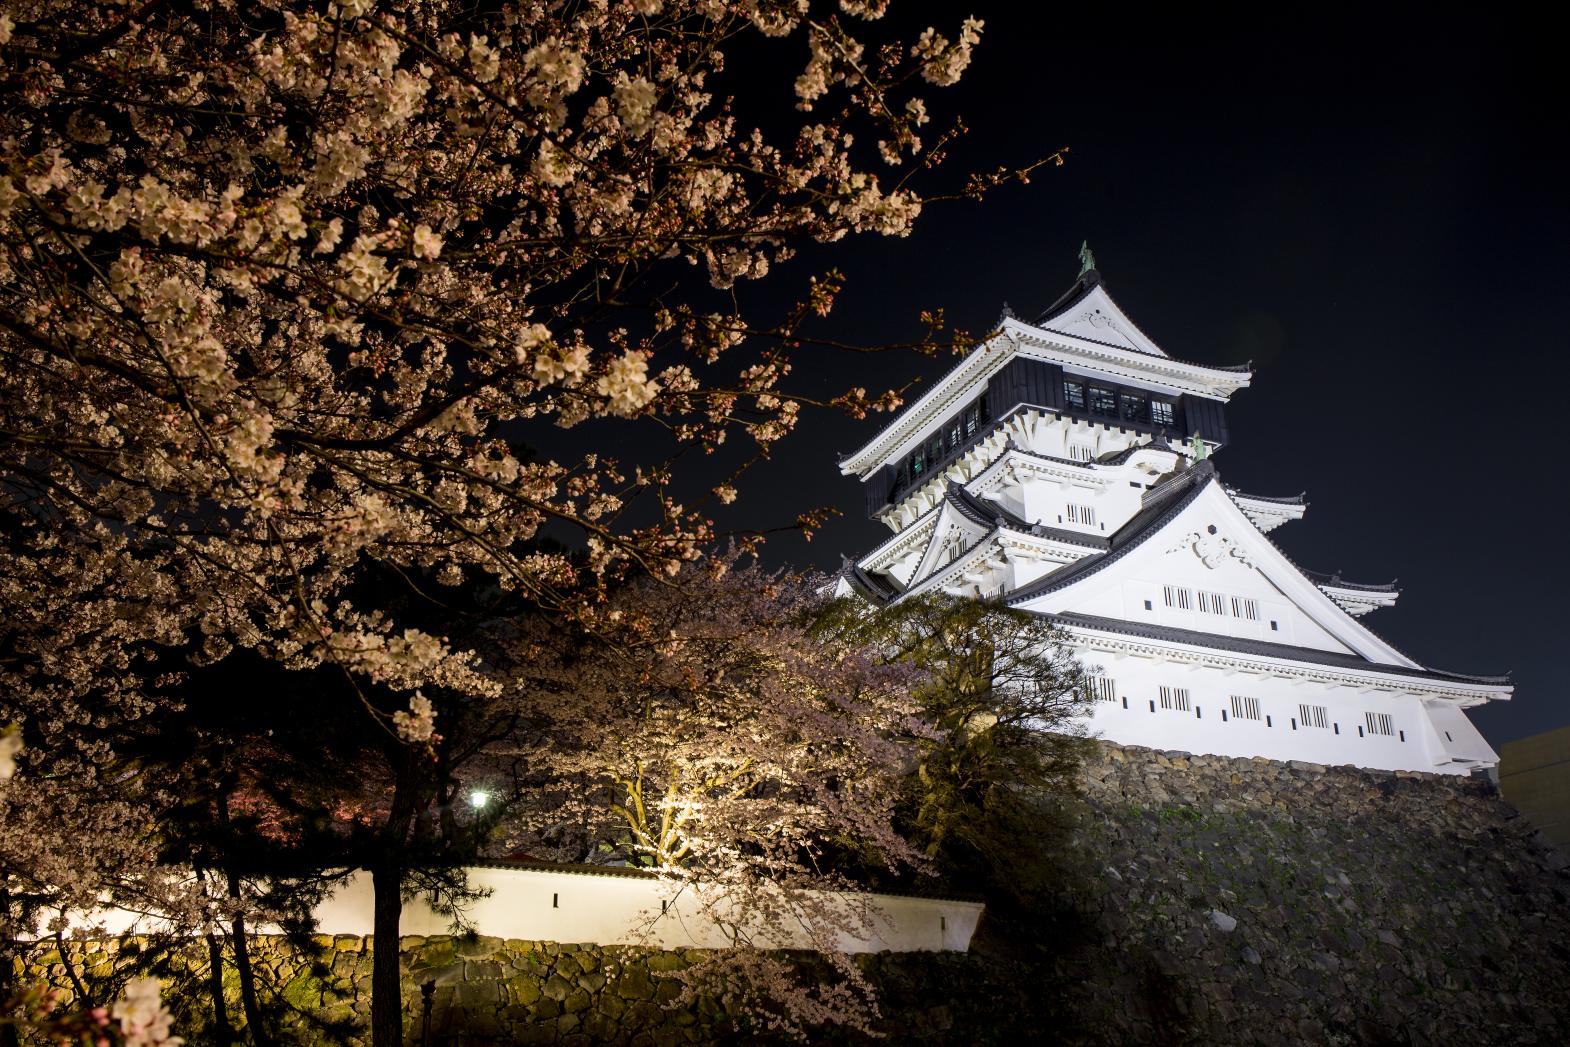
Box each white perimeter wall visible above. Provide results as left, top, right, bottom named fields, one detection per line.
left=53, top=867, right=983, bottom=955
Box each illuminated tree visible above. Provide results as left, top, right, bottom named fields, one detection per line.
left=0, top=2, right=1047, bottom=1043
left=496, top=555, right=930, bottom=1038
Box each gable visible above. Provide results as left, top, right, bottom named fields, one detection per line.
left=1037, top=284, right=1170, bottom=359
left=909, top=500, right=993, bottom=585
left=1013, top=477, right=1419, bottom=667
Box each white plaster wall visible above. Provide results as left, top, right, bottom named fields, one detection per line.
left=1070, top=650, right=1491, bottom=774
left=51, top=869, right=982, bottom=955
left=311, top=869, right=982, bottom=954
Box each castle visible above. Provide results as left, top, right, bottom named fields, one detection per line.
left=834, top=250, right=1510, bottom=775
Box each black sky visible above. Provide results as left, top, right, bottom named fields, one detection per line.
left=597, top=3, right=1569, bottom=745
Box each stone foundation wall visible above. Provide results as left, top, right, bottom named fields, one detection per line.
left=15, top=743, right=1570, bottom=1045
left=18, top=934, right=726, bottom=1046
left=1052, top=743, right=1570, bottom=1045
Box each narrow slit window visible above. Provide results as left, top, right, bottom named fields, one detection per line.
left=1298, top=703, right=1329, bottom=729
left=1159, top=685, right=1191, bottom=712
left=1163, top=585, right=1193, bottom=610
left=1232, top=597, right=1259, bottom=620
left=1070, top=444, right=1094, bottom=462
left=1199, top=591, right=1227, bottom=615
left=1067, top=504, right=1097, bottom=526
left=1229, top=695, right=1262, bottom=721
left=1085, top=676, right=1117, bottom=703
left=1365, top=712, right=1394, bottom=737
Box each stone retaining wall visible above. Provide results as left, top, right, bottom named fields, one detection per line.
left=19, top=934, right=723, bottom=1046
left=16, top=742, right=1570, bottom=1045
left=1052, top=743, right=1570, bottom=1045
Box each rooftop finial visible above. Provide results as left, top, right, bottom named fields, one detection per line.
left=1077, top=240, right=1097, bottom=277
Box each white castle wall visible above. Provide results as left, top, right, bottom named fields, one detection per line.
left=1069, top=651, right=1492, bottom=775
left=51, top=866, right=983, bottom=955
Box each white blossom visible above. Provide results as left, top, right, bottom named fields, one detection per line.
left=392, top=693, right=438, bottom=743
left=411, top=223, right=443, bottom=259
left=112, top=978, right=184, bottom=1047
left=594, top=351, right=660, bottom=415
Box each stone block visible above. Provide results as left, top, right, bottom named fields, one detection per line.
left=617, top=967, right=656, bottom=1001
left=505, top=974, right=543, bottom=1007
left=541, top=973, right=573, bottom=1002
left=457, top=934, right=504, bottom=958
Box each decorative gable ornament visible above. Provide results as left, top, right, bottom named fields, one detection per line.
left=1168, top=525, right=1253, bottom=570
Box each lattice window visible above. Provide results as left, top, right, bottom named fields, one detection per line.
left=1299, top=703, right=1329, bottom=729
left=1229, top=695, right=1262, bottom=720
left=1159, top=686, right=1191, bottom=712
left=1232, top=596, right=1259, bottom=620
left=1067, top=504, right=1096, bottom=526
left=1069, top=444, right=1094, bottom=462
left=1120, top=392, right=1148, bottom=423
left=1085, top=676, right=1117, bottom=703
left=1365, top=712, right=1394, bottom=736
left=1064, top=380, right=1086, bottom=410
left=1151, top=400, right=1175, bottom=427
left=1199, top=591, right=1227, bottom=615
left=1089, top=386, right=1118, bottom=416
left=1163, top=585, right=1192, bottom=610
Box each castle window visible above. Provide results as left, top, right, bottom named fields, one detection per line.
left=1151, top=399, right=1175, bottom=427
left=1366, top=712, right=1394, bottom=736
left=1089, top=386, right=1118, bottom=416
left=1232, top=597, right=1259, bottom=620
left=1163, top=585, right=1192, bottom=610
left=1199, top=591, right=1227, bottom=615
left=1067, top=504, right=1096, bottom=526
left=1086, top=676, right=1117, bottom=703
left=964, top=405, right=980, bottom=436
left=1298, top=703, right=1329, bottom=729
left=947, top=421, right=962, bottom=449
left=911, top=449, right=925, bottom=476
left=1064, top=380, right=1086, bottom=410
left=1230, top=695, right=1262, bottom=720
left=1120, top=392, right=1148, bottom=423
left=1070, top=444, right=1094, bottom=462
left=1159, top=686, right=1191, bottom=712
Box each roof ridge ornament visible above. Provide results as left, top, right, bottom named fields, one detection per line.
left=1077, top=240, right=1097, bottom=277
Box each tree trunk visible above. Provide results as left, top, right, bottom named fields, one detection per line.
left=371, top=767, right=420, bottom=1047
left=215, top=784, right=271, bottom=1047
left=204, top=931, right=234, bottom=1044
left=227, top=871, right=271, bottom=1047
left=369, top=862, right=406, bottom=1047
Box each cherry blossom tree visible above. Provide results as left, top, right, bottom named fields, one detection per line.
left=0, top=1, right=1058, bottom=1043
left=494, top=555, right=932, bottom=1038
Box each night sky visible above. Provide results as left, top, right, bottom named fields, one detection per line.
left=600, top=3, right=1569, bottom=745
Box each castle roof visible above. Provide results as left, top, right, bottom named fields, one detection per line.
left=837, top=266, right=1253, bottom=480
